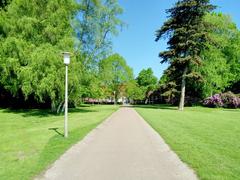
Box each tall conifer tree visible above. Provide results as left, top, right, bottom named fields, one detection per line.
left=155, top=0, right=215, bottom=110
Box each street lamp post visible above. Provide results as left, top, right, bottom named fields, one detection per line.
left=63, top=52, right=70, bottom=138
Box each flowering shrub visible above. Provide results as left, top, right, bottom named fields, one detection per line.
left=221, top=92, right=240, bottom=108
left=203, top=92, right=240, bottom=108
left=203, top=94, right=223, bottom=108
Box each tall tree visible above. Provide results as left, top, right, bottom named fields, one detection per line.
left=155, top=0, right=215, bottom=110
left=198, top=13, right=240, bottom=97
left=74, top=0, right=123, bottom=63
left=136, top=68, right=158, bottom=104
left=0, top=0, right=81, bottom=112
left=73, top=0, right=124, bottom=102
left=99, top=54, right=133, bottom=104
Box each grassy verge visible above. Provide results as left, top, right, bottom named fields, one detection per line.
left=135, top=105, right=240, bottom=180
left=0, top=105, right=118, bottom=180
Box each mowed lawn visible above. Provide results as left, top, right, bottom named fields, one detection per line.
left=0, top=105, right=118, bottom=180
left=135, top=105, right=240, bottom=180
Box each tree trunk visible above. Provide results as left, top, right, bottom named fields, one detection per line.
left=61, top=102, right=65, bottom=113
left=114, top=93, right=117, bottom=105
left=144, top=98, right=148, bottom=104
left=51, top=101, right=56, bottom=113
left=178, top=67, right=188, bottom=111
left=57, top=101, right=64, bottom=114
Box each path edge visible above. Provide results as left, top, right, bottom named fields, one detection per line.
left=35, top=107, right=120, bottom=180
left=133, top=107, right=198, bottom=179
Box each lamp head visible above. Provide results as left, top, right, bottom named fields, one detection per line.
left=63, top=52, right=71, bottom=65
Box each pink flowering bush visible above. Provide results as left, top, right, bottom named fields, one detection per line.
left=203, top=94, right=223, bottom=108
left=221, top=92, right=240, bottom=108
left=203, top=92, right=240, bottom=108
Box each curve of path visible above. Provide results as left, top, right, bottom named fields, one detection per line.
left=37, top=107, right=197, bottom=180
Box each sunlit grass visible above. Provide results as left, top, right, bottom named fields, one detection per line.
left=135, top=105, right=240, bottom=180
left=0, top=105, right=118, bottom=180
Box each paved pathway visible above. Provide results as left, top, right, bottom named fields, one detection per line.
left=37, top=107, right=197, bottom=180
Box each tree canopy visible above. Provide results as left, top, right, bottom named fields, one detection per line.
left=198, top=13, right=240, bottom=97
left=99, top=53, right=133, bottom=104
left=136, top=68, right=158, bottom=104
left=74, top=0, right=123, bottom=62
left=0, top=0, right=81, bottom=111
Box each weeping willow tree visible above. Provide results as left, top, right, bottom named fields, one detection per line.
left=0, top=0, right=123, bottom=112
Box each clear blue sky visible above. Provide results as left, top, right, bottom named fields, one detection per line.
left=112, top=0, right=240, bottom=79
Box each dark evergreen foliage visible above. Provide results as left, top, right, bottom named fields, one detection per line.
left=155, top=0, right=215, bottom=110
left=0, top=0, right=10, bottom=9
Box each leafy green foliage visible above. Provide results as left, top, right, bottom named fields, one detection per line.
left=72, top=0, right=124, bottom=103
left=198, top=13, right=240, bottom=97
left=0, top=0, right=125, bottom=110
left=99, top=53, right=133, bottom=104
left=0, top=0, right=82, bottom=112
left=125, top=80, right=145, bottom=101
left=158, top=12, right=240, bottom=103
left=137, top=68, right=157, bottom=87
left=136, top=68, right=158, bottom=103
left=74, top=0, right=123, bottom=62
left=0, top=0, right=10, bottom=9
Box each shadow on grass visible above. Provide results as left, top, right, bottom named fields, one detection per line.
left=221, top=108, right=240, bottom=113
left=34, top=122, right=100, bottom=179
left=2, top=109, right=54, bottom=118
left=1, top=107, right=97, bottom=118
left=48, top=128, right=64, bottom=137
left=132, top=104, right=178, bottom=110
left=68, top=108, right=97, bottom=113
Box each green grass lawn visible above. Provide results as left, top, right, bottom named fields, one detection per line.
left=0, top=105, right=118, bottom=180
left=135, top=105, right=240, bottom=180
